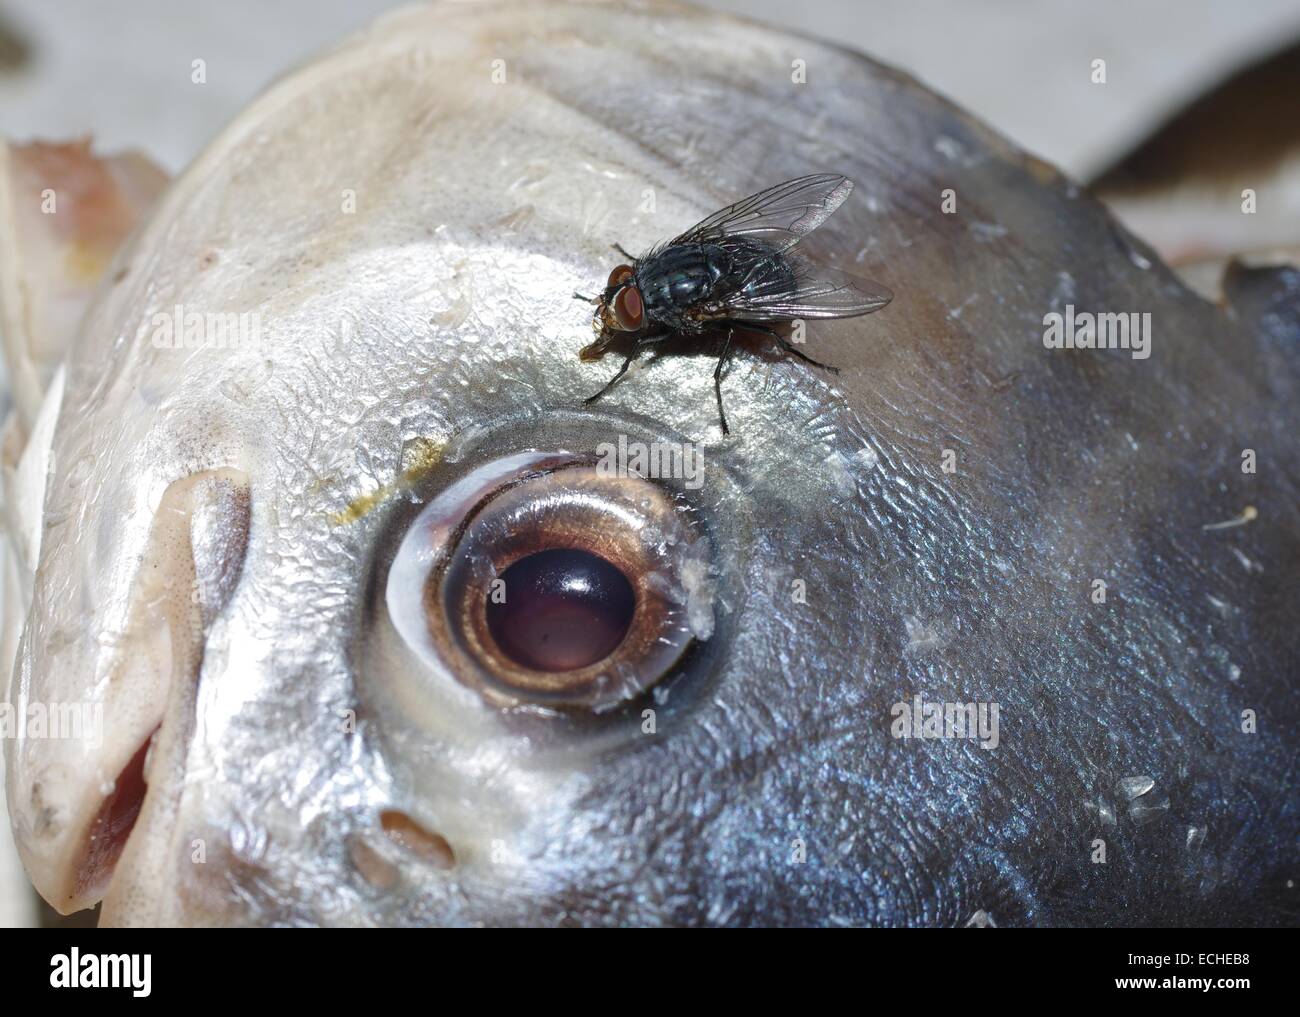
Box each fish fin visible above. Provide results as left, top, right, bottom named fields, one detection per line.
left=0, top=137, right=169, bottom=430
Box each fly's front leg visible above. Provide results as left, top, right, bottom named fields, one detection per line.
left=584, top=353, right=636, bottom=405
left=573, top=291, right=600, bottom=303
left=713, top=328, right=735, bottom=435
left=743, top=322, right=840, bottom=375
left=583, top=332, right=666, bottom=405
left=611, top=242, right=636, bottom=261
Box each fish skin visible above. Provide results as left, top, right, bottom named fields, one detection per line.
left=2, top=0, right=1297, bottom=926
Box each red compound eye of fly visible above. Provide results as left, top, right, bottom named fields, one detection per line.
left=607, top=264, right=635, bottom=289
left=613, top=285, right=644, bottom=330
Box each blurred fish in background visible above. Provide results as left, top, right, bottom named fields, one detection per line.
left=1093, top=36, right=1300, bottom=295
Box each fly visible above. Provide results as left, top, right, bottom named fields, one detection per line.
left=574, top=173, right=892, bottom=434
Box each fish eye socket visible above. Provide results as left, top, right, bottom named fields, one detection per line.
left=607, top=264, right=635, bottom=289
left=613, top=285, right=644, bottom=331
left=386, top=453, right=709, bottom=711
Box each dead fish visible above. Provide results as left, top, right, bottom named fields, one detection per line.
left=1, top=0, right=1297, bottom=927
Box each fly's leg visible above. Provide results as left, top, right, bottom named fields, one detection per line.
left=584, top=353, right=636, bottom=405
left=713, top=329, right=735, bottom=435
left=742, top=322, right=841, bottom=375
left=573, top=291, right=599, bottom=303
left=611, top=243, right=636, bottom=261
left=582, top=332, right=667, bottom=405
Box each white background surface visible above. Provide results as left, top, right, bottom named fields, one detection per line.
left=1, top=0, right=1298, bottom=177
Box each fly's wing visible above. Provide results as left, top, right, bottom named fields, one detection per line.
left=716, top=248, right=893, bottom=321
left=672, top=173, right=854, bottom=255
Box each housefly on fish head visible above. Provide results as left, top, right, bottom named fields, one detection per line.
left=574, top=173, right=893, bottom=434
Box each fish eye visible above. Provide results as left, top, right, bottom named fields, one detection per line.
left=485, top=548, right=635, bottom=672
left=607, top=264, right=635, bottom=289
left=612, top=285, right=644, bottom=331
left=385, top=452, right=710, bottom=711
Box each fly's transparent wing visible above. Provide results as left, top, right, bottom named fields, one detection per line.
left=672, top=174, right=854, bottom=254
left=716, top=250, right=893, bottom=321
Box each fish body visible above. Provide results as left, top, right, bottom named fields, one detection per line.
left=0, top=0, right=1296, bottom=927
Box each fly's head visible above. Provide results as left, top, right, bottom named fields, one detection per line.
left=581, top=264, right=645, bottom=360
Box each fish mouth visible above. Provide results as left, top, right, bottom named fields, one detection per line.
left=41, top=594, right=198, bottom=923
left=70, top=727, right=157, bottom=908
left=10, top=467, right=251, bottom=924
left=21, top=672, right=181, bottom=921
left=95, top=698, right=199, bottom=926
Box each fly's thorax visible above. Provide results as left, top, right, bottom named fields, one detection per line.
left=637, top=243, right=730, bottom=322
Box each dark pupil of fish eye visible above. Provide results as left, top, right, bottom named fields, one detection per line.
left=486, top=548, right=636, bottom=672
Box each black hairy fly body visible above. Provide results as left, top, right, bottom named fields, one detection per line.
left=574, top=174, right=892, bottom=434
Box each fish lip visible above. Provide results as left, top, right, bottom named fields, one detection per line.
left=8, top=694, right=168, bottom=917
left=93, top=706, right=190, bottom=926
